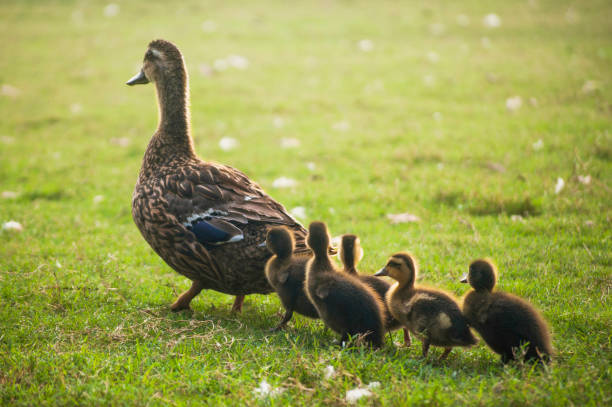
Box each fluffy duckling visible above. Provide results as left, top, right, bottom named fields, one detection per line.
left=265, top=227, right=319, bottom=331
left=461, top=259, right=553, bottom=364
left=375, top=253, right=477, bottom=359
left=339, top=235, right=411, bottom=345
left=305, top=222, right=385, bottom=348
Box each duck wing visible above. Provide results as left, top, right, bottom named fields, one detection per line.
left=163, top=161, right=305, bottom=248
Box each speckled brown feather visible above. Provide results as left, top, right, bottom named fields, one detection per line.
left=131, top=39, right=308, bottom=298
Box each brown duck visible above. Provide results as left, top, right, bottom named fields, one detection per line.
left=339, top=234, right=411, bottom=345
left=461, top=259, right=553, bottom=364
left=127, top=39, right=308, bottom=312
left=265, top=227, right=319, bottom=331
left=375, top=253, right=477, bottom=359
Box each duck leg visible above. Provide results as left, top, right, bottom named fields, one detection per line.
left=270, top=310, right=293, bottom=332
left=421, top=337, right=430, bottom=358
left=403, top=328, right=411, bottom=347
left=231, top=295, right=245, bottom=313
left=170, top=280, right=204, bottom=312
left=438, top=347, right=452, bottom=360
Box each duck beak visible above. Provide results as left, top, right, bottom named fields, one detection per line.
left=374, top=267, right=388, bottom=277
left=460, top=273, right=468, bottom=283
left=126, top=69, right=149, bottom=86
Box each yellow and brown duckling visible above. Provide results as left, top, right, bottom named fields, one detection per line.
left=265, top=227, right=319, bottom=331
left=305, top=222, right=385, bottom=348
left=461, top=259, right=553, bottom=364
left=375, top=253, right=477, bottom=359
left=339, top=234, right=411, bottom=345
left=127, top=39, right=310, bottom=313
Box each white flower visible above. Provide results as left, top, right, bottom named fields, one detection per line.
left=436, top=162, right=444, bottom=170
left=481, top=37, right=492, bottom=49
left=253, top=380, right=283, bottom=398
left=103, top=3, right=119, bottom=18
left=2, top=191, right=19, bottom=199
left=367, top=382, right=381, bottom=389
left=330, top=235, right=342, bottom=248
left=2, top=221, right=23, bottom=232
left=1, top=84, right=21, bottom=98
left=56, top=261, right=62, bottom=269
left=565, top=7, right=579, bottom=24
left=93, top=195, right=104, bottom=204
left=554, top=177, right=565, bottom=194
left=581, top=80, right=598, bottom=94
left=219, top=137, right=238, bottom=151
left=432, top=112, right=442, bottom=121
left=272, top=116, right=285, bottom=128
left=532, top=139, right=544, bottom=151
left=110, top=137, right=130, bottom=147
left=529, top=97, right=538, bottom=107
left=0, top=136, right=15, bottom=144
left=426, top=51, right=439, bottom=63
left=201, top=20, right=217, bottom=32
left=429, top=23, right=446, bottom=36
left=483, top=13, right=501, bottom=28
left=306, top=162, right=316, bottom=171
left=227, top=55, right=249, bottom=70
left=280, top=138, right=300, bottom=149
left=505, top=96, right=522, bottom=112
left=577, top=175, right=591, bottom=185
left=346, top=388, right=373, bottom=404
left=70, top=103, right=83, bottom=115
left=332, top=121, right=350, bottom=132
left=272, top=177, right=297, bottom=189
left=213, top=58, right=229, bottom=71
left=510, top=214, right=525, bottom=223
left=198, top=63, right=214, bottom=77
left=357, top=39, right=374, bottom=52
left=456, top=14, right=470, bottom=26
left=387, top=213, right=421, bottom=224
left=290, top=206, right=306, bottom=220
left=324, top=365, right=335, bottom=380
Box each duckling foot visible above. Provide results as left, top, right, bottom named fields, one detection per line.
left=270, top=310, right=293, bottom=332
left=438, top=348, right=452, bottom=361
left=231, top=295, right=245, bottom=313
left=421, top=339, right=430, bottom=358
left=170, top=280, right=204, bottom=312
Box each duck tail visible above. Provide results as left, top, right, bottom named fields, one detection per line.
left=266, top=227, right=294, bottom=259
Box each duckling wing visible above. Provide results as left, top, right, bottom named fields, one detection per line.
left=163, top=162, right=305, bottom=246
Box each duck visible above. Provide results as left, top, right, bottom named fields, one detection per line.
left=461, top=259, right=553, bottom=364
left=127, top=39, right=310, bottom=312
left=304, top=222, right=385, bottom=348
left=264, top=227, right=319, bottom=330
left=339, top=234, right=411, bottom=345
left=375, top=253, right=477, bottom=359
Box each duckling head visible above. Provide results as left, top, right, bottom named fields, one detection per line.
left=266, top=227, right=294, bottom=259
left=307, top=221, right=331, bottom=258
left=462, top=259, right=497, bottom=291
left=127, top=39, right=185, bottom=86
left=339, top=234, right=363, bottom=272
left=375, top=252, right=418, bottom=286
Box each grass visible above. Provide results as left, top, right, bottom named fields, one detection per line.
left=1, top=0, right=610, bottom=405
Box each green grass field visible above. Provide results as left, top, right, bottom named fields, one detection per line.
left=1, top=0, right=611, bottom=405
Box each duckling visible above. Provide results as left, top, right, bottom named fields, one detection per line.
left=375, top=253, right=477, bottom=359
left=265, top=227, right=319, bottom=331
left=339, top=234, right=411, bottom=346
left=461, top=259, right=553, bottom=364
left=305, top=222, right=385, bottom=348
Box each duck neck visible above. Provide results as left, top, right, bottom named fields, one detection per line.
left=312, top=254, right=334, bottom=273
left=142, top=67, right=195, bottom=176
left=395, top=273, right=415, bottom=294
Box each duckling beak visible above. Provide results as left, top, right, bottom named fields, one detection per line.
left=374, top=267, right=388, bottom=277
left=460, top=273, right=468, bottom=283
left=126, top=69, right=149, bottom=86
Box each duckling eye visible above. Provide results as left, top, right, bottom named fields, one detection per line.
left=388, top=261, right=400, bottom=268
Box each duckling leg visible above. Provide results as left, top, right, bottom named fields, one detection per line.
left=170, top=280, right=204, bottom=312
left=421, top=338, right=430, bottom=358
left=402, top=328, right=411, bottom=347
left=231, top=295, right=245, bottom=313
left=438, top=347, right=452, bottom=361
left=270, top=310, right=293, bottom=332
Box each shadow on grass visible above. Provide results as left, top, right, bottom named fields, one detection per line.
left=435, top=191, right=543, bottom=217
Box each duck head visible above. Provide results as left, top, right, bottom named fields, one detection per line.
left=266, top=227, right=294, bottom=259
left=127, top=39, right=185, bottom=86
left=461, top=259, right=497, bottom=291
left=339, top=234, right=363, bottom=272
left=307, top=221, right=331, bottom=258
left=375, top=252, right=418, bottom=286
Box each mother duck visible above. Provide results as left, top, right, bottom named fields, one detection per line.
left=126, top=39, right=308, bottom=312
